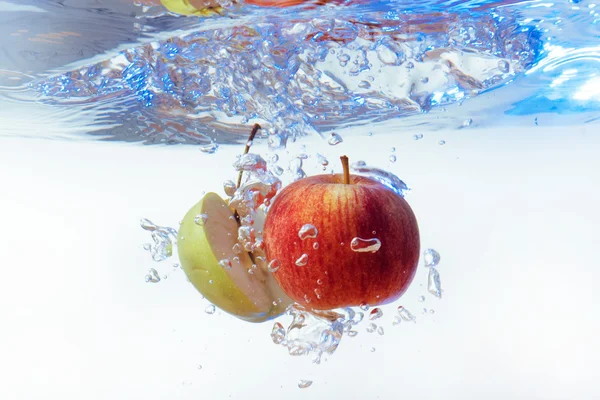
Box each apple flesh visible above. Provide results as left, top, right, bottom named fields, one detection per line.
left=263, top=174, right=420, bottom=310
left=178, top=192, right=291, bottom=322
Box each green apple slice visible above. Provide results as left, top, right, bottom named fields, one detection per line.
left=178, top=192, right=288, bottom=323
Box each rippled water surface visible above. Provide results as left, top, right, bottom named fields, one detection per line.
left=1, top=0, right=599, bottom=143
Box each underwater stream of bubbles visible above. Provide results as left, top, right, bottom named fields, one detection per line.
left=1, top=0, right=599, bottom=144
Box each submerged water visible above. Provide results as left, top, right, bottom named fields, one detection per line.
left=1, top=1, right=600, bottom=399
left=1, top=0, right=599, bottom=144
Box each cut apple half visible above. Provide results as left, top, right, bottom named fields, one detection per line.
left=178, top=192, right=290, bottom=323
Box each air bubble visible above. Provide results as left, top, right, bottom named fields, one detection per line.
left=194, top=213, right=208, bottom=226
left=223, top=180, right=237, bottom=197
left=397, top=306, right=416, bottom=322
left=298, top=224, right=318, bottom=240
left=200, top=142, right=219, bottom=154
left=463, top=118, right=473, bottom=127
left=205, top=304, right=216, bottom=314
left=423, top=248, right=441, bottom=267
left=350, top=237, right=381, bottom=253
left=366, top=323, right=377, bottom=333
left=144, top=268, right=161, bottom=283
left=271, top=322, right=286, bottom=344
left=369, top=308, right=383, bottom=320
left=413, top=133, right=424, bottom=140
left=295, top=254, right=309, bottom=267
left=428, top=268, right=442, bottom=298
left=313, top=242, right=319, bottom=250
left=219, top=259, right=232, bottom=270
left=327, top=132, right=343, bottom=146
left=389, top=155, right=397, bottom=163
left=298, top=380, right=313, bottom=389
left=268, top=259, right=280, bottom=272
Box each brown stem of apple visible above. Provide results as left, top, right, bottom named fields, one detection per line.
left=341, top=155, right=350, bottom=184
left=233, top=124, right=261, bottom=265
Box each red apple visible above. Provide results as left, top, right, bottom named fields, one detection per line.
left=263, top=156, right=420, bottom=310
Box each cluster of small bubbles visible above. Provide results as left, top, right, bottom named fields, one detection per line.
left=205, top=304, right=216, bottom=315
left=428, top=268, right=442, bottom=298
left=140, top=219, right=178, bottom=262
left=423, top=248, right=441, bottom=268
left=463, top=118, right=473, bottom=127
left=272, top=305, right=344, bottom=364
left=366, top=323, right=377, bottom=333
left=194, top=213, right=208, bottom=226
left=397, top=306, right=416, bottom=322
left=298, top=380, right=313, bottom=389
left=144, top=268, right=161, bottom=283
left=350, top=237, right=382, bottom=253
left=199, top=142, right=219, bottom=154
left=327, top=132, right=343, bottom=146
left=413, top=133, right=424, bottom=140
left=295, top=254, right=309, bottom=267
left=369, top=308, right=383, bottom=320
left=268, top=259, right=280, bottom=272
left=438, top=140, right=446, bottom=145
left=223, top=180, right=237, bottom=197
left=233, top=153, right=267, bottom=172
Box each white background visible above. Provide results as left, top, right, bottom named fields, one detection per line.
left=1, top=122, right=599, bottom=399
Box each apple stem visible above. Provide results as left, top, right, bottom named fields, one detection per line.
left=341, top=155, right=350, bottom=184
left=237, top=123, right=262, bottom=189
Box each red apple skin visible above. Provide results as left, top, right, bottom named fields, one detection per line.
left=263, top=174, right=420, bottom=310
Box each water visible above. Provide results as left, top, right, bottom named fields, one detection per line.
left=1, top=1, right=600, bottom=399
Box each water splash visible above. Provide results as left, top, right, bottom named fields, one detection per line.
left=350, top=161, right=410, bottom=197
left=140, top=218, right=178, bottom=262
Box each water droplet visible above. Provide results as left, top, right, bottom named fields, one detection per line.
left=273, top=165, right=284, bottom=176
left=370, top=347, right=376, bottom=352
left=144, top=268, right=161, bottom=283
left=366, top=323, right=377, bottom=333
left=369, top=308, right=383, bottom=320
left=316, top=153, right=329, bottom=166
left=438, top=140, right=446, bottom=145
left=271, top=322, right=286, bottom=344
left=350, top=237, right=381, bottom=253
left=194, top=213, right=208, bottom=226
left=428, top=268, right=442, bottom=298
left=205, top=304, right=216, bottom=314
left=208, top=279, right=214, bottom=284
left=423, top=248, right=441, bottom=267
left=298, top=380, right=313, bottom=389
left=295, top=254, right=309, bottom=267
left=389, top=155, right=397, bottom=163
left=430, top=309, right=436, bottom=314
left=268, top=259, right=280, bottom=272
left=419, top=295, right=426, bottom=302
left=376, top=44, right=399, bottom=65
left=219, top=259, right=232, bottom=270
left=358, top=80, right=371, bottom=89
left=392, top=315, right=402, bottom=325
left=142, top=243, right=151, bottom=251
left=223, top=180, right=237, bottom=197
left=422, top=308, right=428, bottom=314
left=377, top=326, right=384, bottom=335
left=298, top=224, right=318, bottom=240
left=397, top=306, right=416, bottom=322
left=463, top=118, right=473, bottom=127
left=413, top=133, right=424, bottom=140
left=498, top=60, right=509, bottom=73
left=359, top=303, right=369, bottom=312
left=327, top=132, right=343, bottom=146
left=200, top=142, right=219, bottom=154
left=197, top=365, right=203, bottom=370
left=421, top=77, right=430, bottom=84
left=348, top=330, right=358, bottom=337
left=534, top=117, right=539, bottom=126
left=313, top=242, right=319, bottom=250
left=317, top=279, right=323, bottom=285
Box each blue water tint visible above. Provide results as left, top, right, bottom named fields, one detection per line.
left=1, top=0, right=599, bottom=143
